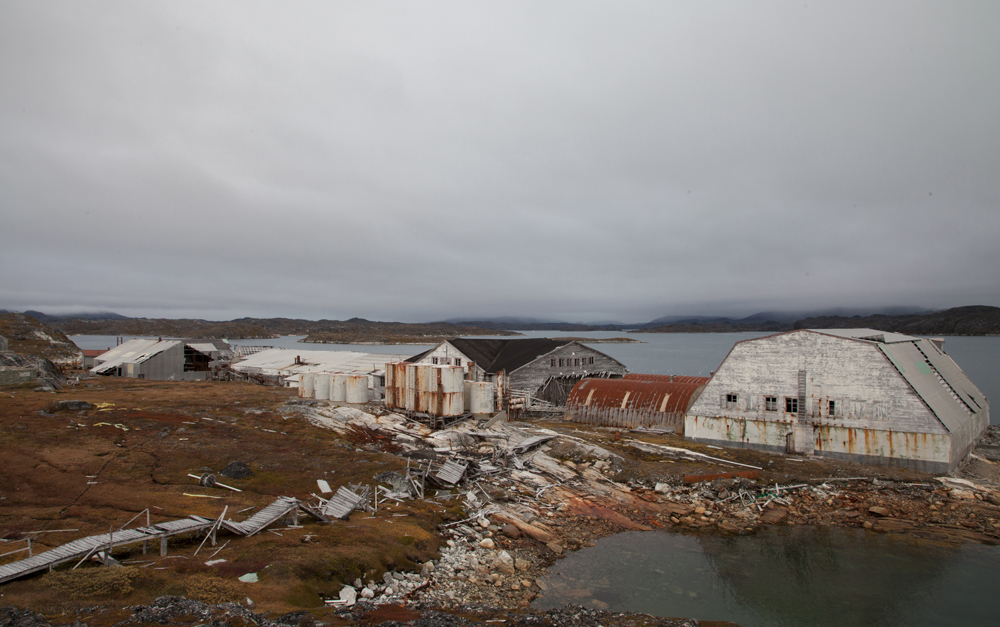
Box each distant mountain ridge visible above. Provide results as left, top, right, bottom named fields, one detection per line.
left=792, top=305, right=1000, bottom=336
left=10, top=305, right=999, bottom=339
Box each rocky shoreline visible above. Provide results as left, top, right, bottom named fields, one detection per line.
left=290, top=404, right=1000, bottom=614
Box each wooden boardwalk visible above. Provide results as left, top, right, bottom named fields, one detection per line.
left=321, top=487, right=366, bottom=520
left=220, top=496, right=300, bottom=536
left=0, top=497, right=308, bottom=585
left=0, top=517, right=214, bottom=585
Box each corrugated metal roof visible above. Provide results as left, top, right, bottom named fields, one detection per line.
left=914, top=338, right=987, bottom=413
left=877, top=338, right=987, bottom=433
left=811, top=328, right=919, bottom=344
left=231, top=348, right=413, bottom=377
left=187, top=343, right=220, bottom=354
left=567, top=378, right=707, bottom=414
left=877, top=342, right=968, bottom=433
left=91, top=339, right=180, bottom=374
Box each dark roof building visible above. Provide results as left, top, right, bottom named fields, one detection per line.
left=407, top=338, right=627, bottom=406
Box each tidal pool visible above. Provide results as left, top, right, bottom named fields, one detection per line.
left=532, top=527, right=1000, bottom=626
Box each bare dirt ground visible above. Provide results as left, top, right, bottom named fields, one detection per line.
left=1, top=375, right=997, bottom=626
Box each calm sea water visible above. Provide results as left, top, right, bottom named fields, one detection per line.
left=533, top=527, right=1000, bottom=626
left=70, top=331, right=997, bottom=423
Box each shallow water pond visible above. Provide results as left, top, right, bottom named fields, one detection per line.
left=532, top=527, right=1000, bottom=626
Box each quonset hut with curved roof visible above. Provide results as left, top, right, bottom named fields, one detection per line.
left=684, top=329, right=989, bottom=473
left=566, top=375, right=710, bottom=432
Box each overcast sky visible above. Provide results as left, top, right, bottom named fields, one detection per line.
left=1, top=1, right=998, bottom=323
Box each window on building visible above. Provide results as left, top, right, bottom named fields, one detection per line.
left=551, top=358, right=556, bottom=367
left=828, top=400, right=836, bottom=417
left=765, top=396, right=778, bottom=412
left=725, top=393, right=738, bottom=409
left=574, top=358, right=580, bottom=366
left=589, top=357, right=594, bottom=365
left=558, top=358, right=564, bottom=367
left=431, top=357, right=439, bottom=364
left=785, top=397, right=798, bottom=413
left=454, top=358, right=461, bottom=366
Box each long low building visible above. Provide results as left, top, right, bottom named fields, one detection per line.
left=684, top=329, right=990, bottom=474
left=230, top=348, right=414, bottom=398
left=566, top=374, right=710, bottom=432
left=91, top=339, right=234, bottom=380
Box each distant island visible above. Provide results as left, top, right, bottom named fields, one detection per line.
left=550, top=336, right=642, bottom=343
left=633, top=305, right=1000, bottom=336
left=299, top=321, right=519, bottom=345
left=11, top=305, right=1000, bottom=344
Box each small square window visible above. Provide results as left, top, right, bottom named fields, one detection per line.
left=765, top=396, right=777, bottom=412
left=454, top=358, right=461, bottom=366
left=725, top=393, right=738, bottom=409
left=785, top=397, right=798, bottom=413
left=574, top=358, right=580, bottom=366
left=431, top=357, right=439, bottom=365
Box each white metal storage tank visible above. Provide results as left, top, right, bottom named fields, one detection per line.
left=299, top=372, right=316, bottom=398
left=314, top=373, right=332, bottom=400
left=331, top=374, right=348, bottom=402
left=345, top=374, right=368, bottom=404
left=465, top=380, right=495, bottom=414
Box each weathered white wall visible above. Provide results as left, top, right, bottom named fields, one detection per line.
left=414, top=344, right=482, bottom=378
left=686, top=331, right=944, bottom=434
left=684, top=330, right=966, bottom=472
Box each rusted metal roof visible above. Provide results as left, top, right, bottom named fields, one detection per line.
left=565, top=377, right=709, bottom=430
left=624, top=373, right=710, bottom=385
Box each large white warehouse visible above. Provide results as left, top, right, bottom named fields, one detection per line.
left=684, top=329, right=989, bottom=474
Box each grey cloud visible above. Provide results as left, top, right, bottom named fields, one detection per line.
left=1, top=1, right=998, bottom=322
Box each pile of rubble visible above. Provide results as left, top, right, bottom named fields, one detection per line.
left=282, top=400, right=1000, bottom=610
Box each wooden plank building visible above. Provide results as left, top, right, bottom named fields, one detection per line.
left=406, top=338, right=627, bottom=406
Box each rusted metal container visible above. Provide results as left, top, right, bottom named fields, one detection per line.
left=299, top=372, right=315, bottom=398
left=566, top=377, right=709, bottom=431
left=384, top=362, right=464, bottom=416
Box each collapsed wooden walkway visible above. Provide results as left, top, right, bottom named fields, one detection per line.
left=220, top=496, right=301, bottom=536
left=0, top=517, right=215, bottom=585
left=0, top=496, right=315, bottom=586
